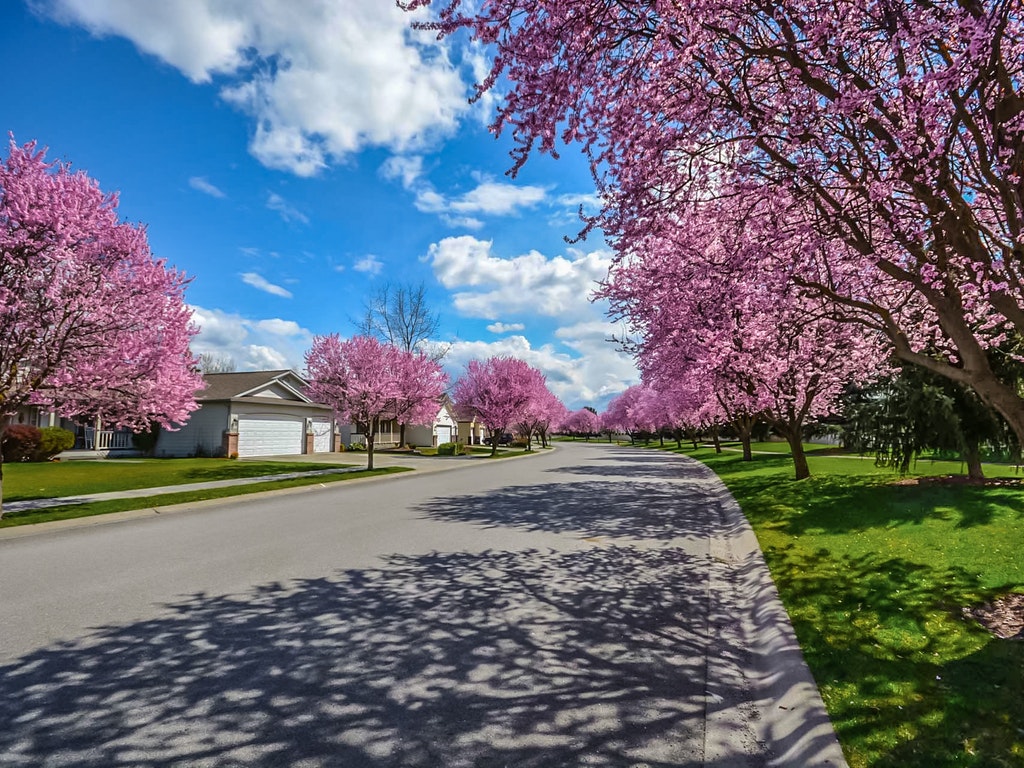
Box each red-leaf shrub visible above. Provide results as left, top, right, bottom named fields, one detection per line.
left=2, top=424, right=42, bottom=462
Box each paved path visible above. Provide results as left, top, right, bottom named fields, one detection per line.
left=0, top=442, right=846, bottom=767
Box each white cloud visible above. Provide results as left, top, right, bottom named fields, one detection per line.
left=427, top=236, right=612, bottom=320
left=414, top=178, right=548, bottom=220
left=487, top=322, right=525, bottom=334
left=444, top=334, right=636, bottom=411
left=47, top=0, right=469, bottom=175
left=379, top=155, right=424, bottom=189
left=266, top=192, right=309, bottom=225
left=241, top=272, right=293, bottom=299
left=556, top=192, right=602, bottom=210
left=189, top=306, right=314, bottom=372
left=253, top=318, right=304, bottom=336
left=354, top=255, right=384, bottom=275
left=188, top=176, right=225, bottom=198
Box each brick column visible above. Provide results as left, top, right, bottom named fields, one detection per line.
left=223, top=430, right=238, bottom=458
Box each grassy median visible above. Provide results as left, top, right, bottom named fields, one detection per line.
left=663, top=442, right=1024, bottom=768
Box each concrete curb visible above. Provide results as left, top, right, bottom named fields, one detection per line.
left=690, top=456, right=850, bottom=767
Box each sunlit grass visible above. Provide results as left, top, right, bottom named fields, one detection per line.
left=2, top=458, right=355, bottom=501
left=0, top=467, right=412, bottom=529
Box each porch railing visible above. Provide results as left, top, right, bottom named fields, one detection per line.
left=84, top=428, right=133, bottom=450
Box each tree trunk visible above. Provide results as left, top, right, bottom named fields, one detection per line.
left=734, top=416, right=754, bottom=461
left=711, top=425, right=722, bottom=454
left=783, top=429, right=811, bottom=480
left=0, top=452, right=5, bottom=521
left=399, top=422, right=407, bottom=449
left=491, top=432, right=498, bottom=456
left=964, top=438, right=985, bottom=481
left=367, top=433, right=375, bottom=471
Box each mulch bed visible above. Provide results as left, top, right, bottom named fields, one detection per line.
left=891, top=475, right=1023, bottom=487
left=963, top=594, right=1024, bottom=640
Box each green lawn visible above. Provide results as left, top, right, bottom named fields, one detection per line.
left=659, top=442, right=1024, bottom=768
left=1, top=458, right=354, bottom=501
left=0, top=466, right=411, bottom=529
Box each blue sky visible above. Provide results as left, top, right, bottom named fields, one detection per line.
left=1, top=0, right=638, bottom=410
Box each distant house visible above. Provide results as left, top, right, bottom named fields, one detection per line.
left=406, top=400, right=459, bottom=448
left=154, top=370, right=340, bottom=458
left=453, top=405, right=488, bottom=446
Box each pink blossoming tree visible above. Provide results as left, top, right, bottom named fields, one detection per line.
left=0, top=139, right=202, bottom=517
left=305, top=335, right=447, bottom=470
left=562, top=408, right=601, bottom=441
left=406, top=0, right=1024, bottom=444
left=453, top=356, right=545, bottom=456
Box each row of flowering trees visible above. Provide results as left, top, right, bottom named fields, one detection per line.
left=305, top=340, right=583, bottom=466
left=405, top=0, right=1024, bottom=477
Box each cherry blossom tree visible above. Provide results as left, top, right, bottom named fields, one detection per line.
left=0, top=139, right=202, bottom=516
left=406, top=0, right=1024, bottom=445
left=452, top=356, right=544, bottom=455
left=602, top=385, right=656, bottom=445
left=513, top=384, right=565, bottom=450
left=532, top=392, right=568, bottom=448
left=306, top=335, right=446, bottom=470
left=562, top=408, right=601, bottom=441
left=392, top=348, right=449, bottom=448
left=602, top=194, right=885, bottom=479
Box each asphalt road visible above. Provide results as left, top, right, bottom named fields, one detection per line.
left=0, top=442, right=846, bottom=767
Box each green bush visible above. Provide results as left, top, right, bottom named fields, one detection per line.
left=2, top=425, right=42, bottom=462
left=436, top=441, right=465, bottom=456
left=131, top=422, right=161, bottom=455
left=37, top=426, right=75, bottom=460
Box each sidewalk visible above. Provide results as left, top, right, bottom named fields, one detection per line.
left=2, top=448, right=525, bottom=515
left=2, top=466, right=366, bottom=515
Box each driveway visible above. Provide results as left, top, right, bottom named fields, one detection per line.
left=0, top=442, right=845, bottom=767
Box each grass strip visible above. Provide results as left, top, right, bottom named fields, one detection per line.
left=0, top=467, right=411, bottom=529
left=657, top=443, right=1024, bottom=768
left=3, top=458, right=356, bottom=501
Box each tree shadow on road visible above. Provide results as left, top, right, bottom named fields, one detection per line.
left=0, top=546, right=756, bottom=767
left=416, top=479, right=724, bottom=542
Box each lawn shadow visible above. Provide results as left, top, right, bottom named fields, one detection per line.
left=727, top=472, right=1024, bottom=535
left=0, top=546, right=765, bottom=767
left=764, top=546, right=1024, bottom=766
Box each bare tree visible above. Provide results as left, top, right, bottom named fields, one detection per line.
left=196, top=353, right=237, bottom=374
left=357, top=282, right=449, bottom=447
left=358, top=281, right=447, bottom=360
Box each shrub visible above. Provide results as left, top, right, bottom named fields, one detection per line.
left=2, top=424, right=43, bottom=462
left=437, top=441, right=465, bottom=456
left=511, top=438, right=530, bottom=448
left=36, top=426, right=75, bottom=460
left=347, top=443, right=366, bottom=451
left=131, top=422, right=161, bottom=455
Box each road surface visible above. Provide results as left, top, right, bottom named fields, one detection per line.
left=0, top=442, right=846, bottom=767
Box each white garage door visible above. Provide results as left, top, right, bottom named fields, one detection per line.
left=311, top=418, right=332, bottom=452
left=435, top=424, right=453, bottom=445
left=237, top=416, right=304, bottom=457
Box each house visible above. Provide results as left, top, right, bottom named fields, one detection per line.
left=154, top=370, right=340, bottom=458
left=454, top=405, right=488, bottom=446
left=406, top=400, right=459, bottom=448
